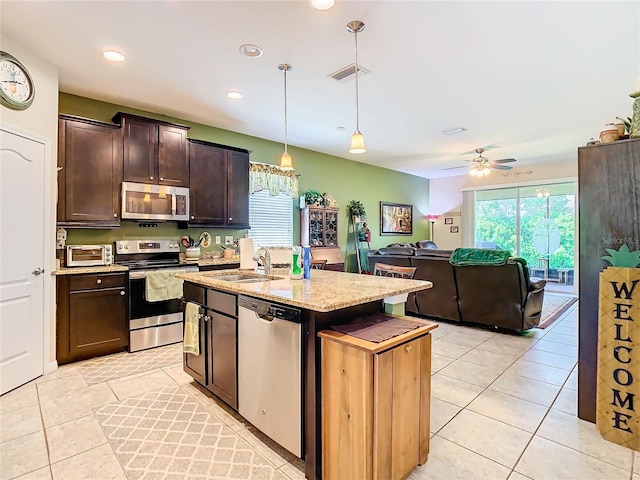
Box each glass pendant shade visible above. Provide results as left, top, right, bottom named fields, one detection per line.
left=349, top=130, right=366, bottom=154
left=280, top=151, right=293, bottom=170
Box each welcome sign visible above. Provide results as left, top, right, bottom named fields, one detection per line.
left=597, top=266, right=640, bottom=450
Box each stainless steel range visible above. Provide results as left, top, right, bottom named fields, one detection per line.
left=115, top=239, right=197, bottom=352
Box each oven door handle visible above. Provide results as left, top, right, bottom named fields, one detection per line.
left=129, top=267, right=198, bottom=280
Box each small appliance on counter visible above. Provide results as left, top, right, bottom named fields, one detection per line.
left=65, top=244, right=113, bottom=267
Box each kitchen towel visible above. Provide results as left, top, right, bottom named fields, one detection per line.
left=183, top=302, right=200, bottom=355
left=145, top=270, right=185, bottom=302
left=239, top=238, right=256, bottom=269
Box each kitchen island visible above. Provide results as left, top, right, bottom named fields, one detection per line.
left=177, top=269, right=433, bottom=480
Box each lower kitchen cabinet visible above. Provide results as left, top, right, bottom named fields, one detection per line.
left=319, top=318, right=435, bottom=480
left=183, top=284, right=238, bottom=409
left=56, top=272, right=128, bottom=365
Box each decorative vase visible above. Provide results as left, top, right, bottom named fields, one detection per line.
left=599, top=124, right=619, bottom=144
left=630, top=91, right=640, bottom=138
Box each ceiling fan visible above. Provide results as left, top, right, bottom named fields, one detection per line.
left=443, top=148, right=516, bottom=176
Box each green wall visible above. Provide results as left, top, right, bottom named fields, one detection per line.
left=59, top=93, right=430, bottom=270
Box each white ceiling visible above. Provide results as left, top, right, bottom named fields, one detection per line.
left=2, top=1, right=638, bottom=179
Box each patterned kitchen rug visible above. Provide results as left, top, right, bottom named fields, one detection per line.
left=94, top=386, right=287, bottom=480
left=78, top=343, right=183, bottom=385
left=537, top=294, right=578, bottom=329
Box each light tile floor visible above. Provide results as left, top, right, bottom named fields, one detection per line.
left=2, top=301, right=638, bottom=480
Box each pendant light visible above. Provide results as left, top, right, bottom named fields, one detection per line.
left=347, top=20, right=366, bottom=154
left=278, top=64, right=294, bottom=170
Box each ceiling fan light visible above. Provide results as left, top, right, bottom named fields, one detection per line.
left=280, top=151, right=294, bottom=170
left=349, top=130, right=366, bottom=154
left=483, top=167, right=491, bottom=176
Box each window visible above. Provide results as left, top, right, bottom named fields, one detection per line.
left=248, top=190, right=294, bottom=247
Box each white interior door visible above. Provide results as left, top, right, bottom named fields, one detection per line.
left=1, top=128, right=45, bottom=394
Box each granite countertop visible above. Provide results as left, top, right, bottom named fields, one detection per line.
left=176, top=269, right=432, bottom=312
left=52, top=264, right=129, bottom=275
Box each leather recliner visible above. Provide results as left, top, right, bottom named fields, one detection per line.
left=367, top=248, right=546, bottom=333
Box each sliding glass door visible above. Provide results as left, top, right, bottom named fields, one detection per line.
left=475, top=182, right=576, bottom=290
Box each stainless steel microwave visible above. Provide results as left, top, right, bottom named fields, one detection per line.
left=66, top=244, right=113, bottom=267
left=121, top=182, right=190, bottom=221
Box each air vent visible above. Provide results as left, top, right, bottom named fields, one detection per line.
left=329, top=63, right=370, bottom=82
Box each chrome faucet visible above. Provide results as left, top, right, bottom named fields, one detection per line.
left=253, top=247, right=272, bottom=274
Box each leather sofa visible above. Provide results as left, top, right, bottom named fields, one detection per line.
left=368, top=247, right=546, bottom=333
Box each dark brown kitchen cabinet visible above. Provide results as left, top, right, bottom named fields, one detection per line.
left=187, top=139, right=250, bottom=228
left=114, top=112, right=190, bottom=187
left=227, top=150, right=250, bottom=227
left=183, top=284, right=238, bottom=409
left=57, top=115, right=122, bottom=227
left=56, top=272, right=128, bottom=365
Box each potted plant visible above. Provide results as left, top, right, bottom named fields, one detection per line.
left=346, top=200, right=366, bottom=222
left=304, top=190, right=325, bottom=207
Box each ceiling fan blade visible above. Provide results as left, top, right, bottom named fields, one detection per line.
left=442, top=165, right=468, bottom=171
left=491, top=165, right=513, bottom=171
left=492, top=158, right=516, bottom=164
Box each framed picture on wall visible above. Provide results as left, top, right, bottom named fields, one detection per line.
left=380, top=202, right=413, bottom=235
left=450, top=226, right=459, bottom=233
left=445, top=217, right=453, bottom=225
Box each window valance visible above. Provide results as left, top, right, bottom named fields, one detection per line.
left=249, top=162, right=299, bottom=198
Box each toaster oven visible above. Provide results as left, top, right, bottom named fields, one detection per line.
left=66, top=244, right=113, bottom=267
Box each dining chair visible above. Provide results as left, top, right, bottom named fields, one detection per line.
left=310, top=259, right=327, bottom=270
left=373, top=263, right=416, bottom=279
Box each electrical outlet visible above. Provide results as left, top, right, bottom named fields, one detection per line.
left=225, top=236, right=233, bottom=245
left=215, top=236, right=221, bottom=245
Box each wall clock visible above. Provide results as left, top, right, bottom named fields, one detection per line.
left=0, top=51, right=35, bottom=110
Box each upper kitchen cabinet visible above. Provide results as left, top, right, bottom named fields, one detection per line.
left=188, top=139, right=250, bottom=228
left=113, top=112, right=190, bottom=187
left=57, top=115, right=123, bottom=227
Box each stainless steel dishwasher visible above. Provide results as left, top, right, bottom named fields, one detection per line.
left=237, top=295, right=302, bottom=457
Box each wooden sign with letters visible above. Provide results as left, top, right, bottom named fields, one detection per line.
left=597, top=266, right=640, bottom=450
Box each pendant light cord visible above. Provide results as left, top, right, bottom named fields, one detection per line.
left=354, top=29, right=360, bottom=131
left=283, top=67, right=289, bottom=154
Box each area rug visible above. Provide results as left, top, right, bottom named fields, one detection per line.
left=78, top=343, right=183, bottom=385
left=537, top=294, right=578, bottom=329
left=94, top=386, right=287, bottom=480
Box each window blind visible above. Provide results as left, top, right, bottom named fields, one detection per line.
left=248, top=190, right=294, bottom=247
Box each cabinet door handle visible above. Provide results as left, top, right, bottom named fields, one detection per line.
left=160, top=177, right=164, bottom=181
left=228, top=217, right=233, bottom=222
left=96, top=279, right=102, bottom=284
left=149, top=176, right=154, bottom=180
left=120, top=291, right=125, bottom=296
left=405, top=344, right=412, bottom=353
left=113, top=213, right=117, bottom=218
left=191, top=216, right=195, bottom=220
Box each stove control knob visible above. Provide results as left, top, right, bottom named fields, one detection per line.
left=124, top=244, right=129, bottom=250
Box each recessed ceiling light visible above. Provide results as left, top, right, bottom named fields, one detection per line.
left=442, top=127, right=467, bottom=135
left=239, top=44, right=263, bottom=58
left=309, top=0, right=335, bottom=10
left=102, top=50, right=125, bottom=62
left=227, top=91, right=243, bottom=99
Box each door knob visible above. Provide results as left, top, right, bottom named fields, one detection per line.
left=32, top=267, right=44, bottom=276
